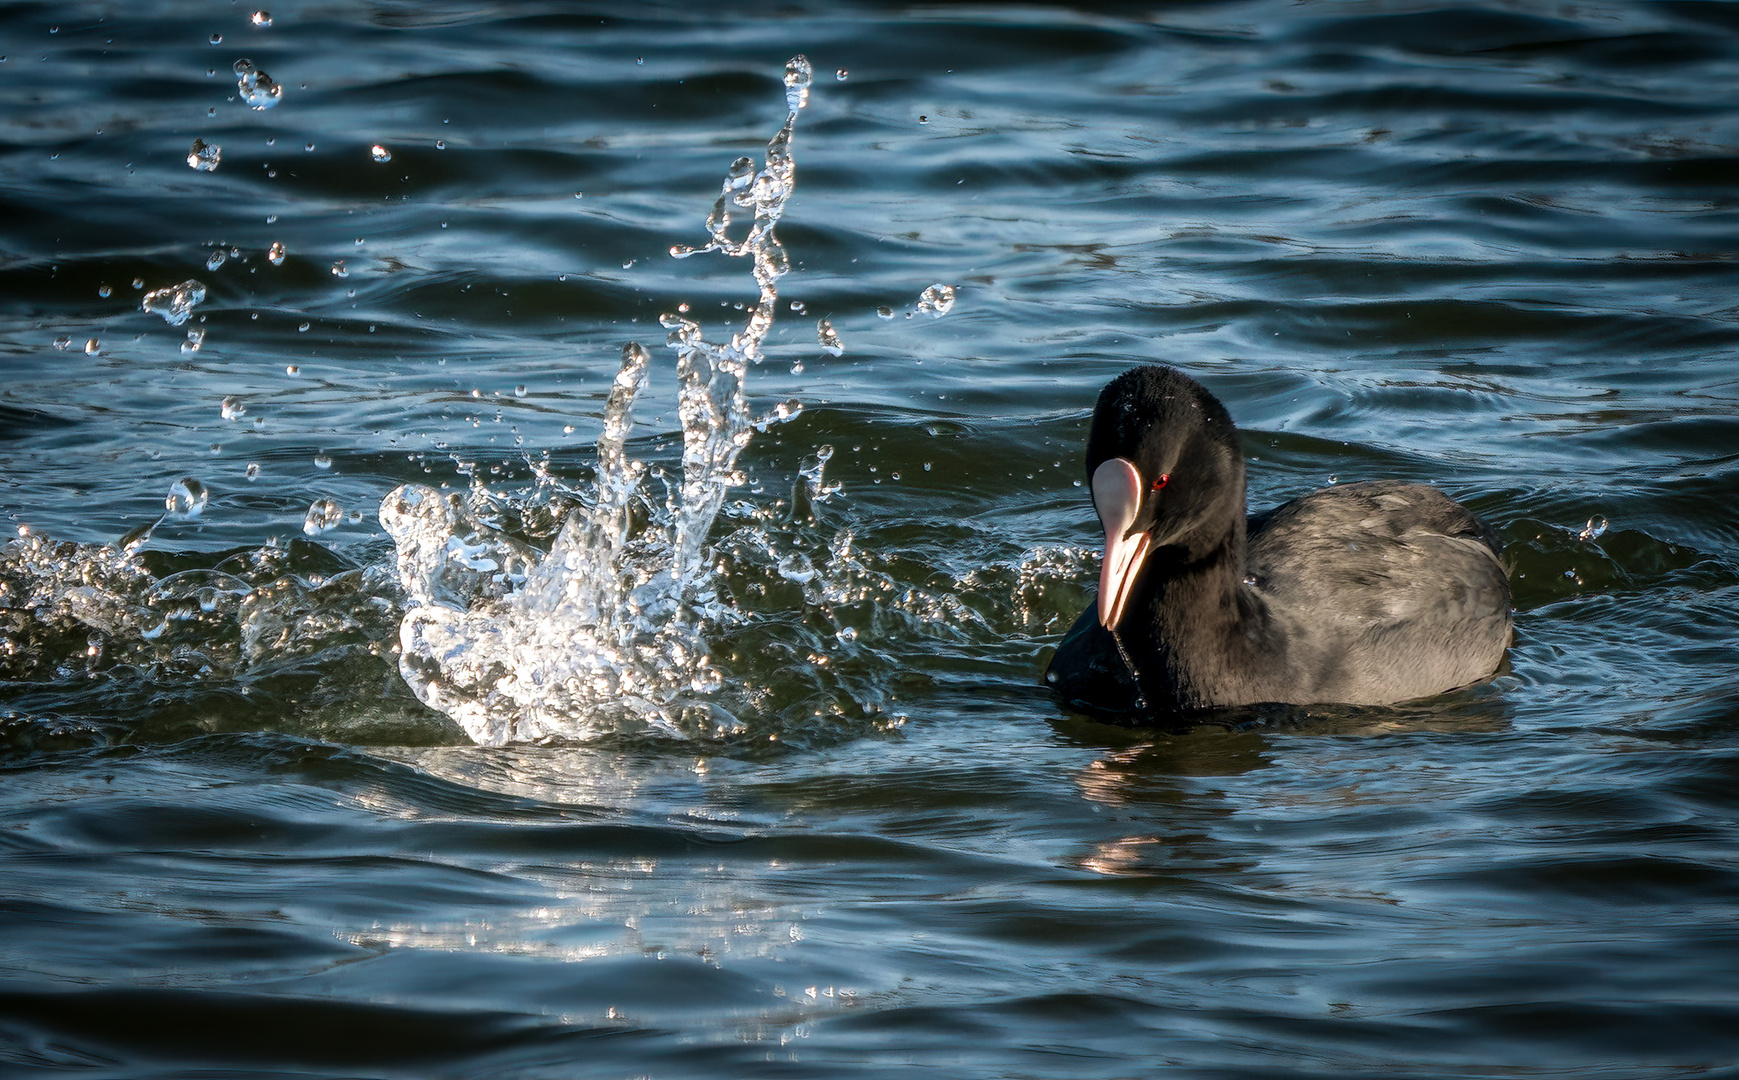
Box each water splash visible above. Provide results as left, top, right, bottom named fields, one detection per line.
left=382, top=56, right=813, bottom=746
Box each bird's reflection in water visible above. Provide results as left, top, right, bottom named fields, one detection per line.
left=1060, top=693, right=1511, bottom=878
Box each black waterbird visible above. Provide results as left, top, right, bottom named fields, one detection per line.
left=1046, top=365, right=1512, bottom=719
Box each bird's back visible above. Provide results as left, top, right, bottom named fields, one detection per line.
left=1246, top=481, right=1512, bottom=705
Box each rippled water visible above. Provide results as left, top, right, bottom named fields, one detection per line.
left=3, top=2, right=1738, bottom=1076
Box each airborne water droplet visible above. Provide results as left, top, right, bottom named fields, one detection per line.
left=233, top=58, right=282, bottom=109
left=267, top=241, right=285, bottom=265
left=221, top=395, right=246, bottom=420
left=370, top=144, right=391, bottom=163
left=165, top=477, right=208, bottom=519
left=917, top=283, right=956, bottom=316
left=97, top=284, right=111, bottom=298
left=1578, top=515, right=1609, bottom=542
left=251, top=10, right=272, bottom=27
left=141, top=279, right=207, bottom=326
left=303, top=498, right=343, bottom=534
left=186, top=138, right=221, bottom=171
left=817, top=317, right=843, bottom=356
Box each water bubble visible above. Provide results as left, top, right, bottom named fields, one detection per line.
left=205, top=248, right=227, bottom=270
left=186, top=138, right=221, bottom=171
left=233, top=58, right=281, bottom=109
left=330, top=260, right=347, bottom=277
left=777, top=552, right=817, bottom=583
left=165, top=477, right=208, bottom=519
left=314, top=454, right=332, bottom=469
left=250, top=10, right=272, bottom=27
left=817, top=317, right=843, bottom=356
left=52, top=336, right=71, bottom=350
left=836, top=626, right=859, bottom=643
left=918, top=283, right=956, bottom=316
left=1579, top=515, right=1609, bottom=542
left=784, top=54, right=813, bottom=112
left=97, top=283, right=111, bottom=298
left=141, top=279, right=206, bottom=326
left=267, top=241, right=285, bottom=265
left=835, top=68, right=849, bottom=81
left=220, top=395, right=246, bottom=420
left=245, top=462, right=260, bottom=481
left=370, top=144, right=391, bottom=163
left=181, top=327, right=206, bottom=353
left=303, top=498, right=343, bottom=535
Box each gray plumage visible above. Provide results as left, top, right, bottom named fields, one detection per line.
left=1046, top=366, right=1512, bottom=719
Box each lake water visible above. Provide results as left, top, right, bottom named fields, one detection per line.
left=3, top=2, right=1738, bottom=1076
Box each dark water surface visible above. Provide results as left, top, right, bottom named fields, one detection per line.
left=3, top=2, right=1739, bottom=1076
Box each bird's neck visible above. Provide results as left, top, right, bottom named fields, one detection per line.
left=1127, top=518, right=1274, bottom=709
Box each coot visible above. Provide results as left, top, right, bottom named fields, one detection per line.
left=1045, top=365, right=1511, bottom=718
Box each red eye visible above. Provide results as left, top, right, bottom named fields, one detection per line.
left=1150, top=473, right=1169, bottom=493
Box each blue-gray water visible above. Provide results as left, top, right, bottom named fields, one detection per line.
left=3, top=2, right=1739, bottom=1076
